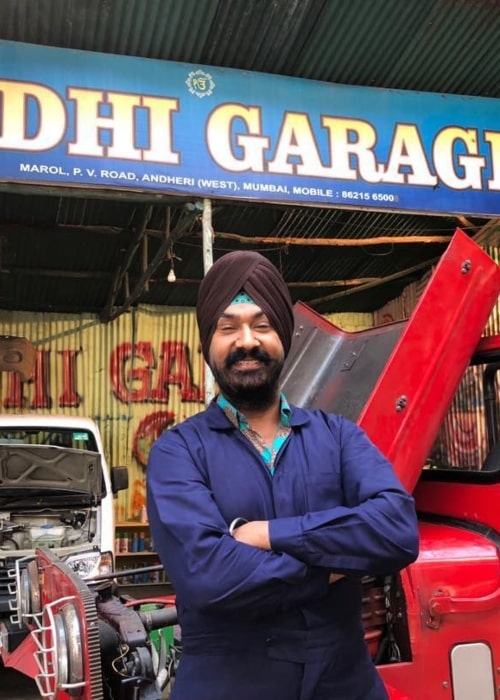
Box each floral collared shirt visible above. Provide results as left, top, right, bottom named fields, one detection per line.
left=217, top=393, right=291, bottom=475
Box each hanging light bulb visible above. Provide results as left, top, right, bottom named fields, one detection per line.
left=167, top=264, right=176, bottom=283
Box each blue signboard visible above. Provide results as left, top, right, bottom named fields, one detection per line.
left=1, top=40, right=500, bottom=216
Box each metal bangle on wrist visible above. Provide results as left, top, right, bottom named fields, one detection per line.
left=228, top=517, right=248, bottom=536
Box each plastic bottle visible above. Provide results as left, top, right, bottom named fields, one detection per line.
left=131, top=532, right=139, bottom=552
left=138, top=531, right=145, bottom=551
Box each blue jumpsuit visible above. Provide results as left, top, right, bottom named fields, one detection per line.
left=147, top=401, right=419, bottom=699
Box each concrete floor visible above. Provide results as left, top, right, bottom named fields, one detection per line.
left=1, top=667, right=40, bottom=699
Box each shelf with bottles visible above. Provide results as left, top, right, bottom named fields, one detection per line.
left=114, top=521, right=155, bottom=555
left=114, top=521, right=168, bottom=586
left=115, top=554, right=169, bottom=588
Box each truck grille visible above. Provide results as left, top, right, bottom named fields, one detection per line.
left=0, top=557, right=21, bottom=615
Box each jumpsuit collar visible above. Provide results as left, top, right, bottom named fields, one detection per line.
left=204, top=396, right=311, bottom=430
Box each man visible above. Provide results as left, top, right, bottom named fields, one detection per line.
left=147, top=250, right=419, bottom=700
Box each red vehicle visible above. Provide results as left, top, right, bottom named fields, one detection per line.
left=1, top=228, right=500, bottom=700
left=281, top=227, right=500, bottom=700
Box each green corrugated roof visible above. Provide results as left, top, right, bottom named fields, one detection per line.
left=2, top=0, right=499, bottom=96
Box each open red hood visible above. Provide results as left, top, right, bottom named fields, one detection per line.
left=281, top=228, right=500, bottom=492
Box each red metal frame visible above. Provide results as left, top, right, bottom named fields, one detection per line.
left=3, top=549, right=99, bottom=700
left=1, top=626, right=38, bottom=678
left=366, top=231, right=500, bottom=698
left=358, top=228, right=500, bottom=493
left=378, top=521, right=500, bottom=699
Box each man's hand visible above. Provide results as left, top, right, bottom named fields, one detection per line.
left=231, top=522, right=345, bottom=584
left=232, top=520, right=271, bottom=550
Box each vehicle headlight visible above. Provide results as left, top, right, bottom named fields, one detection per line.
left=63, top=550, right=113, bottom=579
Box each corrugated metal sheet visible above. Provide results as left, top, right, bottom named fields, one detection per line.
left=485, top=247, right=500, bottom=336
left=0, top=304, right=203, bottom=520
left=374, top=246, right=500, bottom=332
left=323, top=311, right=373, bottom=332
left=0, top=301, right=377, bottom=519
left=431, top=362, right=489, bottom=469
left=2, top=0, right=500, bottom=98
left=1, top=187, right=472, bottom=315
left=293, top=0, right=500, bottom=96
left=375, top=278, right=500, bottom=331
left=373, top=279, right=420, bottom=325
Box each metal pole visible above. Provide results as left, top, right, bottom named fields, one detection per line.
left=202, top=198, right=215, bottom=405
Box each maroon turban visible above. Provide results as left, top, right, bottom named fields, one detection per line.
left=196, top=251, right=294, bottom=363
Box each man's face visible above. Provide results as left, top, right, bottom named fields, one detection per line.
left=208, top=302, right=285, bottom=408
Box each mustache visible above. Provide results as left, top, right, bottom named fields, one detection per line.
left=225, top=347, right=272, bottom=369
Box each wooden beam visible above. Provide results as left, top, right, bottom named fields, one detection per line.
left=145, top=276, right=381, bottom=288
left=0, top=223, right=456, bottom=246
left=0, top=269, right=382, bottom=289
left=288, top=277, right=380, bottom=287
left=213, top=231, right=453, bottom=246
left=104, top=210, right=201, bottom=322
left=101, top=206, right=154, bottom=322
left=0, top=267, right=110, bottom=279
left=472, top=217, right=500, bottom=246
left=305, top=224, right=500, bottom=308
left=0, top=181, right=189, bottom=204
left=0, top=223, right=124, bottom=237
left=307, top=257, right=440, bottom=306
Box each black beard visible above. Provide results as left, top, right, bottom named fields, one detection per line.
left=212, top=347, right=283, bottom=412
